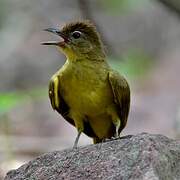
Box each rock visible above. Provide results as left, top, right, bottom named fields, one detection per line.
left=4, top=133, right=180, bottom=180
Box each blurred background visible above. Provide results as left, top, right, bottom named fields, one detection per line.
left=1, top=0, right=180, bottom=178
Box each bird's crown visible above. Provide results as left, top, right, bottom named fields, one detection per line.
left=61, top=21, right=103, bottom=49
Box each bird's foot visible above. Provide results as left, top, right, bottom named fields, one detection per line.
left=119, top=135, right=133, bottom=140
left=104, top=135, right=133, bottom=143
left=103, top=137, right=118, bottom=143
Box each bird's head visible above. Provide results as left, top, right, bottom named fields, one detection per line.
left=42, top=21, right=105, bottom=60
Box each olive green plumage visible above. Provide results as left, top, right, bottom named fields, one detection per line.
left=43, top=21, right=130, bottom=147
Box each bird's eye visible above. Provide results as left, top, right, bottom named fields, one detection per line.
left=72, top=31, right=81, bottom=39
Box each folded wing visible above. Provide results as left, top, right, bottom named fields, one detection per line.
left=48, top=75, right=96, bottom=138
left=108, top=71, right=130, bottom=133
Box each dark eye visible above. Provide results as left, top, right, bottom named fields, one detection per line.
left=72, top=31, right=81, bottom=39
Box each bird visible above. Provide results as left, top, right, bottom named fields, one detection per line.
left=42, top=20, right=130, bottom=148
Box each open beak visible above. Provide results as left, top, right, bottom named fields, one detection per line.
left=41, top=28, right=69, bottom=46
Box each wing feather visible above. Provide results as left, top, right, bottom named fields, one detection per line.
left=108, top=71, right=130, bottom=132
left=48, top=74, right=96, bottom=138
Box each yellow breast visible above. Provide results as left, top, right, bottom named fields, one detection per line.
left=59, top=60, right=113, bottom=115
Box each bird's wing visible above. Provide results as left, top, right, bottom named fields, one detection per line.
left=48, top=74, right=96, bottom=138
left=49, top=75, right=75, bottom=126
left=108, top=71, right=130, bottom=132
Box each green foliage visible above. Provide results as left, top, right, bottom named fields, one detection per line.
left=0, top=88, right=47, bottom=115
left=100, top=0, right=148, bottom=14
left=109, top=50, right=153, bottom=79
left=0, top=93, right=24, bottom=115
left=0, top=0, right=7, bottom=28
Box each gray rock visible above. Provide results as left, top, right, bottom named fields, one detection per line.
left=4, top=133, right=180, bottom=180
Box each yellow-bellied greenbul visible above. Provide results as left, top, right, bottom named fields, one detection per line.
left=42, top=21, right=130, bottom=148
